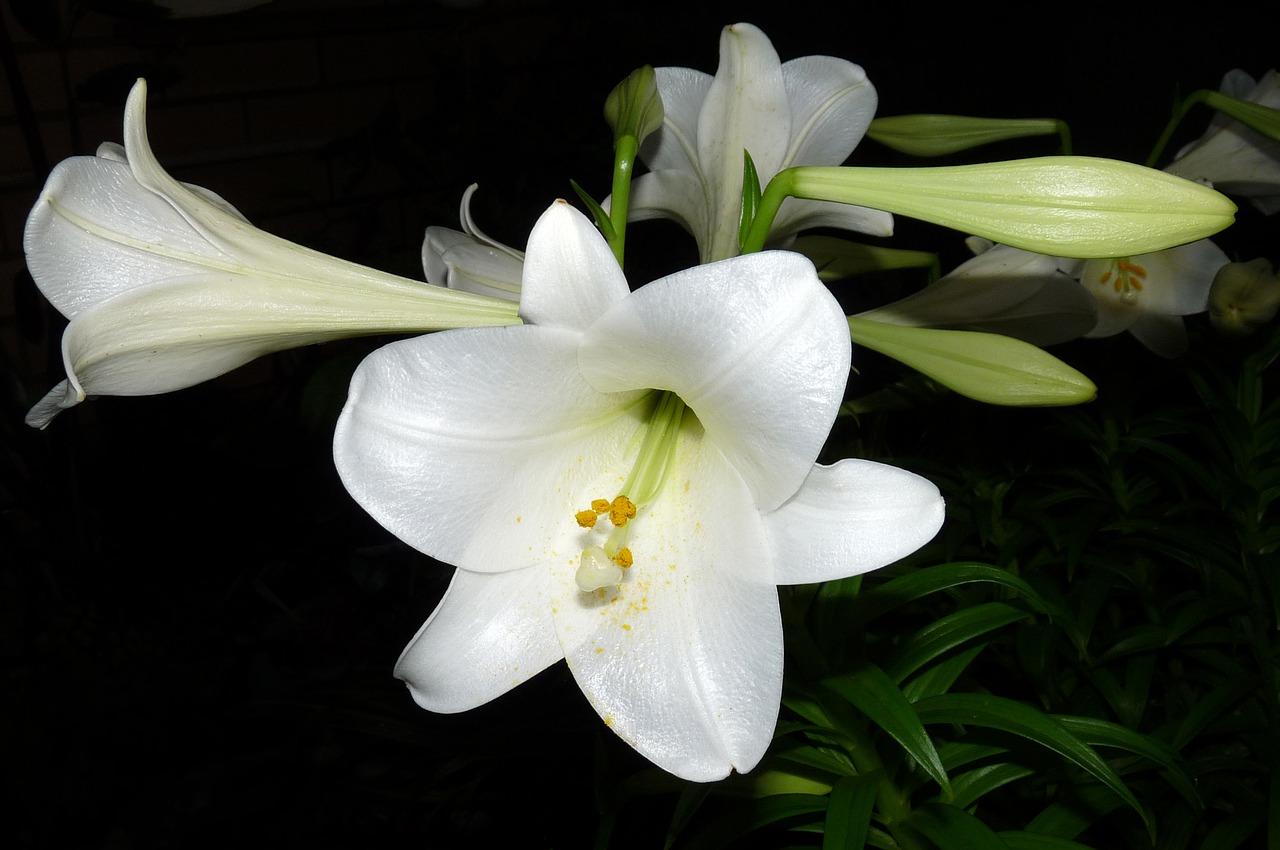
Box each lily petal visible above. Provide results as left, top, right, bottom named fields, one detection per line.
left=423, top=226, right=524, bottom=299
left=640, top=66, right=712, bottom=176
left=858, top=242, right=1098, bottom=346
left=1126, top=313, right=1191, bottom=358
left=395, top=566, right=563, bottom=713
left=579, top=250, right=850, bottom=512
left=626, top=169, right=712, bottom=242
left=549, top=420, right=782, bottom=781
left=519, top=201, right=631, bottom=331
left=699, top=22, right=792, bottom=184
left=765, top=459, right=945, bottom=584
left=770, top=197, right=895, bottom=244
left=781, top=55, right=877, bottom=168
left=333, top=324, right=649, bottom=573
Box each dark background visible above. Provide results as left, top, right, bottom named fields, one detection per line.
left=2, top=1, right=1274, bottom=847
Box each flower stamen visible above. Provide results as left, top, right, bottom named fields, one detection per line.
left=572, top=391, right=686, bottom=592
left=1096, top=257, right=1148, bottom=304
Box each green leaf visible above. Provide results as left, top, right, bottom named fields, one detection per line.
left=1203, top=90, right=1280, bottom=145
left=904, top=802, right=1012, bottom=848
left=1169, top=674, right=1257, bottom=750
left=848, top=318, right=1097, bottom=407
left=664, top=783, right=713, bottom=850
left=569, top=179, right=616, bottom=240
left=902, top=644, right=987, bottom=704
left=822, top=665, right=952, bottom=796
left=1052, top=715, right=1200, bottom=809
left=822, top=774, right=879, bottom=850
left=859, top=561, right=1057, bottom=620
left=913, top=693, right=1153, bottom=840
left=997, top=831, right=1099, bottom=850
left=949, top=761, right=1036, bottom=810
left=884, top=602, right=1032, bottom=684
left=739, top=149, right=762, bottom=251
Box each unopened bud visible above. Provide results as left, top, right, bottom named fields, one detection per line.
left=1209, top=258, right=1280, bottom=334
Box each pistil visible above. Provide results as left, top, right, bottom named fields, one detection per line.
left=573, top=390, right=686, bottom=592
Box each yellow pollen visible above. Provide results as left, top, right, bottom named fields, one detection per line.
left=610, top=495, right=637, bottom=526
left=613, top=547, right=633, bottom=569
left=591, top=498, right=611, bottom=513
left=575, top=509, right=599, bottom=528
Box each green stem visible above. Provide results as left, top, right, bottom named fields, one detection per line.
left=740, top=166, right=795, bottom=255
left=1145, top=89, right=1208, bottom=168
left=608, top=134, right=639, bottom=266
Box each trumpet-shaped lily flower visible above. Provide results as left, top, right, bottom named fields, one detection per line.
left=945, top=237, right=1228, bottom=357
left=23, top=79, right=519, bottom=429
left=1165, top=69, right=1280, bottom=215
left=422, top=184, right=524, bottom=300
left=333, top=200, right=944, bottom=781
left=626, top=22, right=893, bottom=262
left=1068, top=238, right=1228, bottom=357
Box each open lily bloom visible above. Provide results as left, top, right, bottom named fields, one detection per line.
left=1165, top=69, right=1280, bottom=215
left=1068, top=238, right=1229, bottom=357
left=23, top=79, right=519, bottom=429
left=857, top=239, right=1098, bottom=347
left=334, top=201, right=944, bottom=781
left=422, top=184, right=524, bottom=300
left=626, top=22, right=893, bottom=262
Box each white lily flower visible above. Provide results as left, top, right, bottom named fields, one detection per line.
left=626, top=22, right=892, bottom=262
left=333, top=201, right=944, bottom=782
left=856, top=239, right=1098, bottom=347
left=1068, top=238, right=1229, bottom=357
left=23, top=79, right=519, bottom=429
left=1165, top=69, right=1280, bottom=214
left=421, top=184, right=524, bottom=300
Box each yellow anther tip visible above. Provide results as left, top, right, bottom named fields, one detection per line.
left=609, top=495, right=637, bottom=526
left=575, top=510, right=599, bottom=528
left=613, top=547, right=633, bottom=569
left=591, top=498, right=611, bottom=513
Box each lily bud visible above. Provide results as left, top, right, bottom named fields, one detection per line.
left=604, top=65, right=664, bottom=148
left=1209, top=258, right=1280, bottom=334
left=867, top=114, right=1064, bottom=157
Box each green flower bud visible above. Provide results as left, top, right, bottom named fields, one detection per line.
left=768, top=157, right=1236, bottom=258
left=848, top=317, right=1096, bottom=407
left=1209, top=258, right=1280, bottom=334
left=867, top=114, right=1064, bottom=157
left=604, top=65, right=664, bottom=148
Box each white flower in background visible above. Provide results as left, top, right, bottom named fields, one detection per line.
left=23, top=79, right=518, bottom=429
left=857, top=239, right=1098, bottom=347
left=422, top=184, right=524, bottom=300
left=1165, top=69, right=1280, bottom=214
left=626, top=22, right=892, bottom=262
left=333, top=200, right=944, bottom=782
left=924, top=238, right=1228, bottom=358
left=1068, top=239, right=1229, bottom=357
